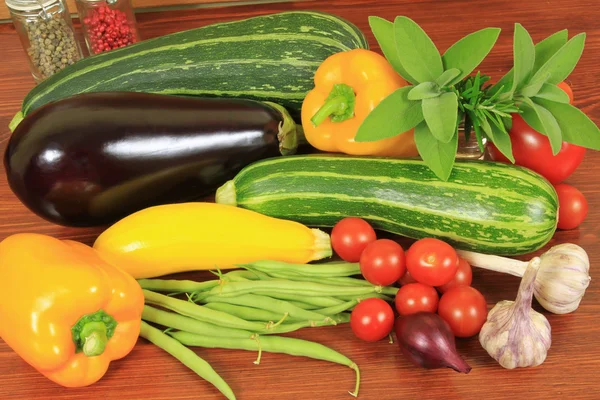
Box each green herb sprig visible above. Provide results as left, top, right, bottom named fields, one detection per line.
left=355, top=16, right=600, bottom=181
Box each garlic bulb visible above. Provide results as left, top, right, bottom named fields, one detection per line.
left=535, top=243, right=591, bottom=314
left=479, top=257, right=551, bottom=369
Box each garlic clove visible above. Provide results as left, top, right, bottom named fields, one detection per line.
left=535, top=243, right=591, bottom=314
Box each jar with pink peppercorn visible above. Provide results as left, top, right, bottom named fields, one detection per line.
left=75, top=0, right=139, bottom=55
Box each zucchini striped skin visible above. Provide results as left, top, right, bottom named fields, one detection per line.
left=215, top=155, right=559, bottom=256
left=19, top=11, right=368, bottom=122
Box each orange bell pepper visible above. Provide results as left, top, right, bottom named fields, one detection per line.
left=301, top=49, right=419, bottom=157
left=0, top=233, right=144, bottom=387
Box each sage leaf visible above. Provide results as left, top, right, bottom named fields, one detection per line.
left=532, top=29, right=568, bottom=73
left=369, top=17, right=417, bottom=84
left=511, top=23, right=535, bottom=94
left=519, top=72, right=550, bottom=97
left=486, top=117, right=515, bottom=163
left=533, top=83, right=570, bottom=103
left=394, top=16, right=443, bottom=83
left=530, top=33, right=586, bottom=85
left=492, top=28, right=564, bottom=96
left=408, top=82, right=441, bottom=100
left=520, top=98, right=563, bottom=155
left=414, top=121, right=458, bottom=181
left=422, top=92, right=459, bottom=143
left=355, top=86, right=424, bottom=142
left=535, top=98, right=600, bottom=150
left=435, top=68, right=461, bottom=87
left=442, top=27, right=501, bottom=86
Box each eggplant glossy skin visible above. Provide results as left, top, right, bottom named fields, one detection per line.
left=5, top=92, right=288, bottom=227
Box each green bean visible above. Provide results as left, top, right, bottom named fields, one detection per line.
left=200, top=294, right=329, bottom=322
left=142, top=305, right=253, bottom=338
left=224, top=269, right=270, bottom=281
left=240, top=260, right=361, bottom=277
left=249, top=291, right=344, bottom=308
left=313, top=299, right=358, bottom=316
left=263, top=314, right=349, bottom=334
left=336, top=293, right=395, bottom=302
left=203, top=302, right=302, bottom=323
left=198, top=280, right=383, bottom=300
left=171, top=331, right=360, bottom=397
left=285, top=300, right=323, bottom=310
left=137, top=278, right=219, bottom=293
left=139, top=321, right=236, bottom=400
left=143, top=289, right=269, bottom=332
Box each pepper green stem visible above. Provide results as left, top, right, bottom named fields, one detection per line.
left=80, top=322, right=109, bottom=357
left=71, top=310, right=118, bottom=356
left=311, top=83, right=356, bottom=127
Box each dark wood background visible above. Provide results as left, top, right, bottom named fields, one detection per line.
left=0, top=1, right=599, bottom=399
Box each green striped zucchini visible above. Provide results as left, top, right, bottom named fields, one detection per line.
left=215, top=155, right=559, bottom=255
left=11, top=11, right=368, bottom=130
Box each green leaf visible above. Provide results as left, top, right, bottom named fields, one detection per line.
left=442, top=27, right=501, bottom=86
left=414, top=121, right=458, bottom=181
left=519, top=72, right=550, bottom=97
left=421, top=92, right=459, bottom=143
left=408, top=82, right=441, bottom=100
left=530, top=33, right=586, bottom=85
left=368, top=17, right=417, bottom=84
left=535, top=98, right=600, bottom=150
left=491, top=29, right=567, bottom=96
left=355, top=86, right=424, bottom=142
left=393, top=16, right=443, bottom=83
left=532, top=29, right=568, bottom=73
left=435, top=68, right=461, bottom=87
left=520, top=98, right=563, bottom=155
left=511, top=23, right=536, bottom=94
left=485, top=116, right=515, bottom=162
left=533, top=83, right=570, bottom=103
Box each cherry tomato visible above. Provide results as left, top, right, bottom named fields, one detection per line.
left=438, top=286, right=488, bottom=338
left=398, top=269, right=417, bottom=286
left=436, top=257, right=473, bottom=294
left=359, top=239, right=406, bottom=286
left=487, top=114, right=586, bottom=184
left=331, top=217, right=377, bottom=262
left=350, top=298, right=395, bottom=342
left=557, top=81, right=574, bottom=104
left=405, top=238, right=458, bottom=287
left=554, top=183, right=588, bottom=230
left=394, top=283, right=439, bottom=315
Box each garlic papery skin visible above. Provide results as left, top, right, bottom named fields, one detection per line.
left=535, top=243, right=591, bottom=314
left=479, top=257, right=552, bottom=369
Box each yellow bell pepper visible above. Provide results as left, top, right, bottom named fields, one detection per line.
left=0, top=233, right=144, bottom=387
left=301, top=49, right=418, bottom=157
left=93, top=202, right=332, bottom=279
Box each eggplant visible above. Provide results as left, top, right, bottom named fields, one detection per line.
left=4, top=92, right=303, bottom=227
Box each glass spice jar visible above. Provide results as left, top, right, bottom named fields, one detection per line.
left=75, top=0, right=139, bottom=55
left=5, top=0, right=84, bottom=83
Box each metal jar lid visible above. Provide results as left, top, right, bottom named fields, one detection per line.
left=5, top=0, right=61, bottom=12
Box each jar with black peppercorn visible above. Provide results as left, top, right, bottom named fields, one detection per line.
left=75, top=0, right=139, bottom=55
left=6, top=0, right=84, bottom=83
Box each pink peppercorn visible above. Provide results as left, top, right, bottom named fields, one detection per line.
left=82, top=4, right=138, bottom=54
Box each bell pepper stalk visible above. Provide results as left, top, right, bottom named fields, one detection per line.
left=0, top=233, right=144, bottom=387
left=301, top=48, right=419, bottom=157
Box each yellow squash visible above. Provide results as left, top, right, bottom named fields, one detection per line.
left=93, top=202, right=331, bottom=279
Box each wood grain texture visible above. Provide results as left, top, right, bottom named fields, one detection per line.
left=0, top=0, right=599, bottom=399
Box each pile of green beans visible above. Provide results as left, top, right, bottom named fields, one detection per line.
left=138, top=260, right=399, bottom=399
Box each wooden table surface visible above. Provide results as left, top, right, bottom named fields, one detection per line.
left=0, top=0, right=599, bottom=399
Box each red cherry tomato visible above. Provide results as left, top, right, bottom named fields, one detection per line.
left=394, top=283, right=439, bottom=315
left=438, top=286, right=488, bottom=338
left=359, top=239, right=406, bottom=286
left=554, top=183, right=588, bottom=230
left=436, top=257, right=473, bottom=294
left=398, top=269, right=417, bottom=286
left=350, top=298, right=395, bottom=342
left=487, top=114, right=586, bottom=184
left=557, top=81, right=574, bottom=104
left=405, top=238, right=458, bottom=287
left=331, top=217, right=377, bottom=262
